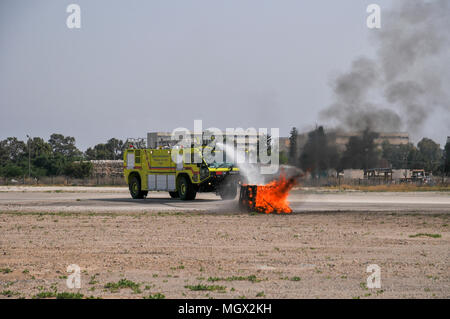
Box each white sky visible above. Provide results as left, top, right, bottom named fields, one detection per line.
left=0, top=0, right=447, bottom=150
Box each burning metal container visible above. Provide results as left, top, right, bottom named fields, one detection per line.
left=238, top=173, right=299, bottom=214
left=238, top=185, right=257, bottom=212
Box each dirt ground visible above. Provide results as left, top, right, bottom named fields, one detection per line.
left=0, top=188, right=449, bottom=299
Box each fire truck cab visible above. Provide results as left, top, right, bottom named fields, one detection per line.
left=123, top=142, right=240, bottom=201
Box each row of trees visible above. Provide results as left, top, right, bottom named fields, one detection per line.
left=3, top=130, right=449, bottom=178
left=287, top=127, right=449, bottom=177
left=0, top=134, right=125, bottom=178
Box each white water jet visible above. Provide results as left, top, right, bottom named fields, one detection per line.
left=216, top=142, right=266, bottom=185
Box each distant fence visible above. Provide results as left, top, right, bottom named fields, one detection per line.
left=300, top=176, right=449, bottom=187
left=0, top=176, right=127, bottom=186
left=0, top=175, right=448, bottom=187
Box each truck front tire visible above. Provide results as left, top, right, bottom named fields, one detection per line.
left=219, top=184, right=237, bottom=200
left=177, top=175, right=197, bottom=200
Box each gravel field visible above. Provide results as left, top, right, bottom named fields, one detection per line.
left=0, top=187, right=448, bottom=299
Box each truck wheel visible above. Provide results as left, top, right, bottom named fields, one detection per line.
left=177, top=175, right=196, bottom=200
left=219, top=184, right=237, bottom=200
left=169, top=191, right=179, bottom=198
left=129, top=175, right=146, bottom=199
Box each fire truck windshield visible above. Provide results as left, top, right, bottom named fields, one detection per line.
left=202, top=150, right=234, bottom=168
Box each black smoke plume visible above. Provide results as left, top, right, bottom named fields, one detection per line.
left=321, top=0, right=450, bottom=135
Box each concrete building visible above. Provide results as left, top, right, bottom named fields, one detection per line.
left=329, top=131, right=409, bottom=151
left=343, top=169, right=364, bottom=179
left=147, top=130, right=265, bottom=150
left=147, top=132, right=176, bottom=149
left=279, top=130, right=409, bottom=154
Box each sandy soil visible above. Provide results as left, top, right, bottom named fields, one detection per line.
left=0, top=188, right=449, bottom=299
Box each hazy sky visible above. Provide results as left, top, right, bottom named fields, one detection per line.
left=0, top=0, right=447, bottom=150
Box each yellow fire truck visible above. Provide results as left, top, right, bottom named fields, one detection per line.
left=123, top=141, right=240, bottom=200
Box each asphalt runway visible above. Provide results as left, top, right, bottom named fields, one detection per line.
left=0, top=186, right=448, bottom=213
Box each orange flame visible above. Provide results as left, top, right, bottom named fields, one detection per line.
left=253, top=173, right=298, bottom=214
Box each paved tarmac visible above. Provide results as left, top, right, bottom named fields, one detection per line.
left=0, top=186, right=448, bottom=213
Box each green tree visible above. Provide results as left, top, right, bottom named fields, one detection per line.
left=444, top=140, right=450, bottom=176
left=381, top=142, right=416, bottom=169
left=0, top=134, right=86, bottom=178
left=0, top=137, right=26, bottom=163
left=340, top=129, right=380, bottom=169
left=265, top=134, right=272, bottom=156
left=49, top=134, right=82, bottom=159
left=288, top=127, right=298, bottom=166
left=417, top=138, right=442, bottom=174
left=107, top=138, right=124, bottom=160
left=64, top=161, right=93, bottom=178
left=257, top=134, right=272, bottom=161
left=85, top=144, right=108, bottom=160
left=26, top=137, right=53, bottom=177
left=279, top=151, right=288, bottom=165
left=85, top=138, right=124, bottom=160
left=299, top=126, right=339, bottom=177
left=0, top=138, right=27, bottom=177
left=2, top=164, right=23, bottom=178
left=29, top=137, right=52, bottom=159
left=45, top=134, right=83, bottom=176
